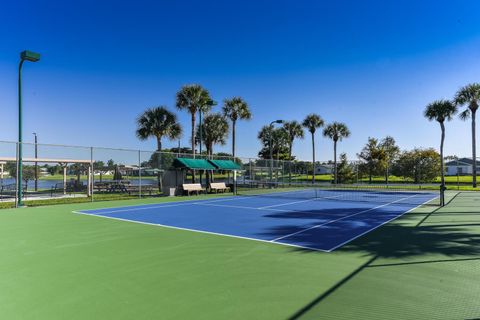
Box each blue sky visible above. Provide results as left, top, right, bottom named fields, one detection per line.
left=1, top=0, right=480, bottom=161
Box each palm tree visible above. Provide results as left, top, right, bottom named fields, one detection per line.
left=282, top=121, right=304, bottom=160
left=198, top=113, right=229, bottom=156
left=222, top=97, right=252, bottom=159
left=176, top=84, right=215, bottom=183
left=197, top=113, right=229, bottom=184
left=302, top=114, right=324, bottom=183
left=176, top=84, right=216, bottom=157
left=455, top=83, right=480, bottom=188
left=323, top=122, right=350, bottom=184
left=136, top=106, right=182, bottom=151
left=424, top=99, right=457, bottom=205
left=136, top=106, right=182, bottom=191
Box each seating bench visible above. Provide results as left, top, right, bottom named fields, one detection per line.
left=209, top=182, right=230, bottom=193
left=182, top=183, right=206, bottom=196
left=1, top=183, right=26, bottom=198
left=124, top=185, right=155, bottom=196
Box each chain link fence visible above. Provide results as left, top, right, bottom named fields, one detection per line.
left=0, top=140, right=478, bottom=207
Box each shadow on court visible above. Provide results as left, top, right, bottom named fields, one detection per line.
left=286, top=192, right=480, bottom=320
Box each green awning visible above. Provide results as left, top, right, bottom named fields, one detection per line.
left=208, top=159, right=241, bottom=170
left=173, top=158, right=216, bottom=170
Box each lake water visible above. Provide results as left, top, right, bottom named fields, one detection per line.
left=0, top=178, right=157, bottom=189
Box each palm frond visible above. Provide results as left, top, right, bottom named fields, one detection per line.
left=459, top=109, right=471, bottom=121
left=223, top=97, right=252, bottom=122
left=424, top=99, right=457, bottom=123
left=302, top=113, right=324, bottom=133
left=135, top=106, right=182, bottom=143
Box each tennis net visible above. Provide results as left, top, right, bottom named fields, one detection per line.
left=235, top=183, right=441, bottom=206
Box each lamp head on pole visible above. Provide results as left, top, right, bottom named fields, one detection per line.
left=21, top=50, right=41, bottom=62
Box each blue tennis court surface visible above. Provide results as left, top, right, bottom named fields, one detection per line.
left=74, top=189, right=438, bottom=252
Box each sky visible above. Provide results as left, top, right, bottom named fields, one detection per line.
left=1, top=0, right=480, bottom=162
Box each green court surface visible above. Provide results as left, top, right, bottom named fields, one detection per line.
left=1, top=192, right=479, bottom=319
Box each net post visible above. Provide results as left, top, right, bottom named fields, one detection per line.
left=440, top=184, right=445, bottom=207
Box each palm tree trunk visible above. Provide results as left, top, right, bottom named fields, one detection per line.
left=440, top=121, right=446, bottom=206
left=191, top=113, right=196, bottom=183
left=232, top=120, right=236, bottom=159
left=472, top=109, right=477, bottom=188
left=369, top=164, right=372, bottom=184
left=207, top=145, right=213, bottom=186
left=312, top=132, right=315, bottom=184
left=289, top=140, right=293, bottom=160
left=156, top=136, right=162, bottom=192
left=334, top=140, right=337, bottom=184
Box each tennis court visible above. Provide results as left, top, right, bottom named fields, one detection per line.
left=75, top=187, right=439, bottom=252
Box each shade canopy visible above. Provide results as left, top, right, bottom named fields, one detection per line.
left=173, top=158, right=216, bottom=170
left=172, top=158, right=241, bottom=171
left=209, top=159, right=241, bottom=170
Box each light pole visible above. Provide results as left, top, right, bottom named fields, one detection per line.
left=17, top=50, right=40, bottom=207
left=269, top=120, right=284, bottom=186
left=33, top=132, right=38, bottom=192
left=199, top=110, right=203, bottom=184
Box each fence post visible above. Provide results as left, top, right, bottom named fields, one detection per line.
left=90, top=147, right=94, bottom=201
left=138, top=150, right=142, bottom=198
left=15, top=142, right=19, bottom=208
left=456, top=159, right=460, bottom=190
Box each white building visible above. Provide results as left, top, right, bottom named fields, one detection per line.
left=314, top=164, right=333, bottom=175
left=445, top=158, right=480, bottom=175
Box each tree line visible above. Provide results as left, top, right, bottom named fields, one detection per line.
left=136, top=84, right=252, bottom=182
left=424, top=83, right=480, bottom=193
left=257, top=116, right=350, bottom=184
left=134, top=82, right=480, bottom=189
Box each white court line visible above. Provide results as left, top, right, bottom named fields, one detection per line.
left=258, top=198, right=317, bottom=209
left=194, top=201, right=320, bottom=213
left=271, top=194, right=419, bottom=242
left=79, top=195, right=252, bottom=215
left=73, top=192, right=436, bottom=252
left=254, top=194, right=344, bottom=210
left=325, top=196, right=437, bottom=252
left=193, top=202, right=269, bottom=211
left=83, top=202, right=194, bottom=215
left=72, top=210, right=331, bottom=252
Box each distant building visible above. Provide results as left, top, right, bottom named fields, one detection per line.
left=314, top=164, right=333, bottom=175
left=445, top=158, right=480, bottom=175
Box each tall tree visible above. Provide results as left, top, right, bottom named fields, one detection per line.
left=455, top=83, right=480, bottom=188
left=380, top=136, right=400, bottom=183
left=176, top=84, right=216, bottom=157
left=136, top=106, right=182, bottom=191
left=282, top=121, right=304, bottom=160
left=176, top=85, right=215, bottom=182
left=357, top=137, right=385, bottom=183
left=391, top=148, right=441, bottom=184
left=197, top=113, right=229, bottom=184
left=424, top=99, right=457, bottom=205
left=302, top=114, right=324, bottom=183
left=136, top=106, right=182, bottom=151
left=222, top=97, right=252, bottom=159
left=197, top=113, right=229, bottom=156
left=323, top=122, right=351, bottom=184
left=257, top=126, right=289, bottom=160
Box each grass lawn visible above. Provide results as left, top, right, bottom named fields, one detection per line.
left=0, top=192, right=479, bottom=319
